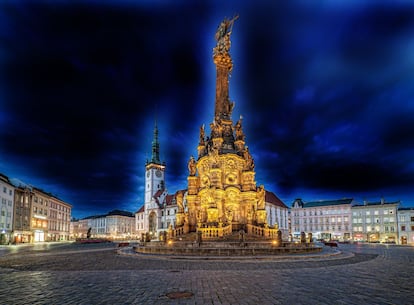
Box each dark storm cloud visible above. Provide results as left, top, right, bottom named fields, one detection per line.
left=237, top=2, right=414, bottom=201
left=1, top=1, right=414, bottom=217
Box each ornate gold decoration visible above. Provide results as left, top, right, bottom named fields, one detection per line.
left=177, top=16, right=269, bottom=237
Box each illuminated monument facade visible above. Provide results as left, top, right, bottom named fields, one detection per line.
left=174, top=17, right=279, bottom=238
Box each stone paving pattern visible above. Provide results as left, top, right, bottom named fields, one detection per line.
left=0, top=243, right=413, bottom=304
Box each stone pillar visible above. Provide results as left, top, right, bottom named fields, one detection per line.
left=187, top=176, right=198, bottom=195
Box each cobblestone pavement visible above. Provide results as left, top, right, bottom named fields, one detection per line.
left=0, top=242, right=413, bottom=304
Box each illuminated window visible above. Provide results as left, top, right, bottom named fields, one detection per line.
left=366, top=211, right=370, bottom=216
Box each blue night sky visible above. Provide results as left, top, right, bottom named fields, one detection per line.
left=1, top=1, right=414, bottom=218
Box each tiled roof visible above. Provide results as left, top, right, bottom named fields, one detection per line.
left=353, top=200, right=400, bottom=207
left=136, top=205, right=145, bottom=213
left=107, top=210, right=134, bottom=217
left=165, top=194, right=175, bottom=206
left=303, top=198, right=353, bottom=208
left=153, top=189, right=164, bottom=199
left=265, top=191, right=288, bottom=209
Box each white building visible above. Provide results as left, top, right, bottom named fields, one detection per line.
left=265, top=191, right=289, bottom=239
left=291, top=198, right=353, bottom=242
left=0, top=173, right=15, bottom=244
left=106, top=210, right=136, bottom=239
left=397, top=208, right=414, bottom=245
left=135, top=122, right=178, bottom=240
left=81, top=210, right=135, bottom=240
left=351, top=199, right=399, bottom=243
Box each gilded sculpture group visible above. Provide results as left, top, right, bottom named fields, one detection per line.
left=173, top=16, right=278, bottom=238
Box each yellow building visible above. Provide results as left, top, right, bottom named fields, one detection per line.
left=175, top=17, right=279, bottom=239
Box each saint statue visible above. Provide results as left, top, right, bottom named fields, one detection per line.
left=257, top=185, right=265, bottom=210
left=234, top=116, right=244, bottom=141
left=243, top=147, right=254, bottom=171
left=176, top=192, right=184, bottom=213
left=188, top=156, right=197, bottom=176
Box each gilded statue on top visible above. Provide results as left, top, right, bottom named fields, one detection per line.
left=214, top=15, right=239, bottom=56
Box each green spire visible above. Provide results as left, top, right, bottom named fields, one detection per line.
left=151, top=120, right=161, bottom=164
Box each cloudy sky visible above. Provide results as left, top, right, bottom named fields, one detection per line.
left=1, top=0, right=414, bottom=218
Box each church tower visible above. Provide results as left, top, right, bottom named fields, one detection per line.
left=175, top=16, right=270, bottom=236
left=145, top=121, right=166, bottom=204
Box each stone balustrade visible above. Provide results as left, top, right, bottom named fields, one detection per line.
left=247, top=224, right=278, bottom=239
left=197, top=224, right=232, bottom=239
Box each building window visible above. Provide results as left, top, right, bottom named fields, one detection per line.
left=366, top=211, right=370, bottom=216
left=374, top=210, right=379, bottom=215
left=411, top=226, right=414, bottom=231
left=3, top=187, right=6, bottom=193
left=401, top=225, right=406, bottom=231
left=411, top=217, right=414, bottom=222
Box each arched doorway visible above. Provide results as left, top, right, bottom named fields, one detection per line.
left=148, top=211, right=157, bottom=239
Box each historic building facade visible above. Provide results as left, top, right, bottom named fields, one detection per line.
left=291, top=198, right=353, bottom=241
left=0, top=173, right=15, bottom=244
left=47, top=195, right=72, bottom=241
left=351, top=199, right=399, bottom=243
left=75, top=210, right=135, bottom=240
left=13, top=186, right=32, bottom=243
left=397, top=208, right=414, bottom=245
